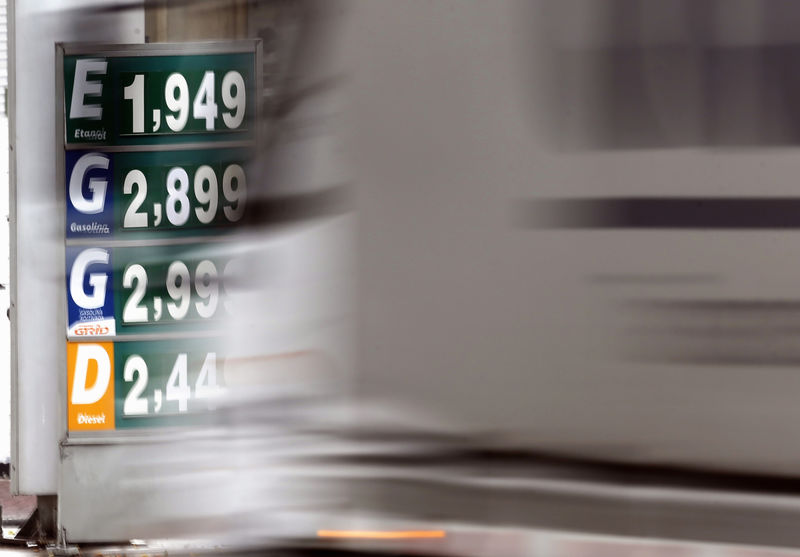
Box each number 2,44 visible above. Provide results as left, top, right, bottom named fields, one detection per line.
left=124, top=352, right=221, bottom=416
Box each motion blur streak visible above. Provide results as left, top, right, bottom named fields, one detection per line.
left=528, top=0, right=800, bottom=149
left=41, top=0, right=800, bottom=554
left=316, top=530, right=447, bottom=539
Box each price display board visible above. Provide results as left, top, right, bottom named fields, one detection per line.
left=59, top=42, right=260, bottom=435
left=66, top=243, right=241, bottom=337
left=66, top=148, right=252, bottom=239
left=66, top=338, right=226, bottom=432
left=63, top=48, right=255, bottom=146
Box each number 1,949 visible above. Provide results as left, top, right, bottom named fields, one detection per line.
left=123, top=70, right=246, bottom=134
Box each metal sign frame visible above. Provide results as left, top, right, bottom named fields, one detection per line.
left=56, top=40, right=261, bottom=446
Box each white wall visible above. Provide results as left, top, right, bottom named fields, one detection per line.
left=11, top=0, right=143, bottom=493
left=0, top=0, right=9, bottom=464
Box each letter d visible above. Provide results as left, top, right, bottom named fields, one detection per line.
left=71, top=344, right=111, bottom=405
left=70, top=58, right=107, bottom=120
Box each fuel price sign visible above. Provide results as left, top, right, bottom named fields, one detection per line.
left=60, top=42, right=261, bottom=435
left=67, top=338, right=227, bottom=431
left=66, top=148, right=251, bottom=239
left=62, top=43, right=258, bottom=146
left=66, top=243, right=244, bottom=338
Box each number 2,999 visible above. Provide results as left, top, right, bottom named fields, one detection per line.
left=122, top=258, right=234, bottom=324
left=123, top=164, right=246, bottom=229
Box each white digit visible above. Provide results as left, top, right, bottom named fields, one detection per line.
left=122, top=264, right=148, bottom=323
left=193, top=165, right=218, bottom=224
left=194, top=260, right=219, bottom=318
left=123, top=355, right=149, bottom=415
left=193, top=71, right=218, bottom=130
left=166, top=260, right=190, bottom=320
left=165, top=73, right=189, bottom=131
left=166, top=167, right=190, bottom=226
left=195, top=352, right=218, bottom=399
left=222, top=258, right=233, bottom=314
left=222, top=257, right=244, bottom=315
left=221, top=71, right=245, bottom=129
left=153, top=297, right=162, bottom=321
left=123, top=169, right=148, bottom=228
left=166, top=353, right=190, bottom=412
left=123, top=74, right=145, bottom=133
left=222, top=164, right=246, bottom=222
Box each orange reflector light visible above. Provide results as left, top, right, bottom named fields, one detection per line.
left=317, top=530, right=446, bottom=540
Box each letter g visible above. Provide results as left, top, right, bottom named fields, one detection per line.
left=69, top=153, right=109, bottom=214
left=70, top=248, right=109, bottom=309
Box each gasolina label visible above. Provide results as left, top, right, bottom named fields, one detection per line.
left=66, top=246, right=115, bottom=337
left=66, top=151, right=114, bottom=238
left=66, top=243, right=240, bottom=339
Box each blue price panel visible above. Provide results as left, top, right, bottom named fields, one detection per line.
left=65, top=148, right=252, bottom=239
left=66, top=244, right=241, bottom=339
left=66, top=246, right=116, bottom=337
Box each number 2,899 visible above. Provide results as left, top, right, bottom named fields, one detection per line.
left=123, top=164, right=246, bottom=229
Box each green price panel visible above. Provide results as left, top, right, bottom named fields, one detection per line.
left=66, top=148, right=252, bottom=239
left=65, top=338, right=227, bottom=432
left=114, top=338, right=226, bottom=429
left=66, top=243, right=242, bottom=339
left=61, top=43, right=258, bottom=147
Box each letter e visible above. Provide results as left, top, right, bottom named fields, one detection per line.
left=70, top=59, right=107, bottom=120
